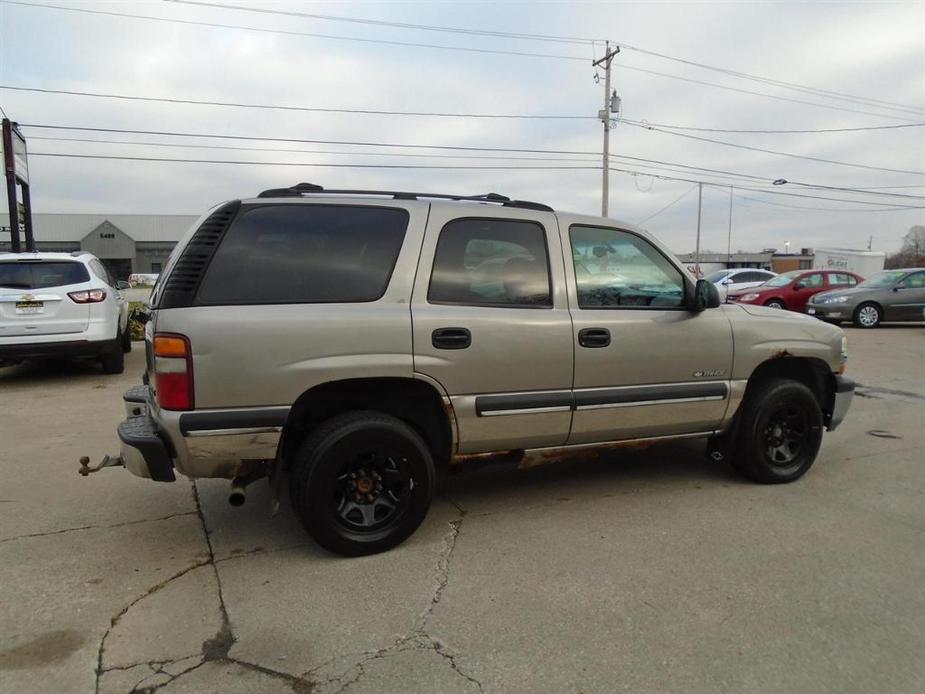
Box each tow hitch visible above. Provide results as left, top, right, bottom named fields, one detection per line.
left=78, top=454, right=124, bottom=476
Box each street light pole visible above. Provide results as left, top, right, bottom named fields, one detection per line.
left=694, top=182, right=703, bottom=277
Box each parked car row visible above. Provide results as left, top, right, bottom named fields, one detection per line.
left=724, top=267, right=925, bottom=328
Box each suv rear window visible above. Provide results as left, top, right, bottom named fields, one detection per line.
left=196, top=205, right=409, bottom=304
left=0, top=261, right=90, bottom=289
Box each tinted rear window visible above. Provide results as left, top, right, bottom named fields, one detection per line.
left=0, top=261, right=90, bottom=289
left=196, top=205, right=409, bottom=304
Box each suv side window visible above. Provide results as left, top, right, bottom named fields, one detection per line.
left=801, top=273, right=824, bottom=288
left=569, top=226, right=684, bottom=308
left=197, top=205, right=408, bottom=304
left=428, top=218, right=551, bottom=307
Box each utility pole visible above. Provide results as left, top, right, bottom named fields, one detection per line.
left=593, top=42, right=620, bottom=217
left=726, top=185, right=734, bottom=266
left=694, top=182, right=703, bottom=277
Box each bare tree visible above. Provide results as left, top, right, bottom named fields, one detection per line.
left=885, top=225, right=925, bottom=268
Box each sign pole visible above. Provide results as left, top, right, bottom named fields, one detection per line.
left=2, top=118, right=21, bottom=252
left=2, top=118, right=33, bottom=252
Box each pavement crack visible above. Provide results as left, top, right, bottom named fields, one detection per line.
left=93, top=561, right=211, bottom=694
left=0, top=511, right=197, bottom=545
left=416, top=513, right=465, bottom=633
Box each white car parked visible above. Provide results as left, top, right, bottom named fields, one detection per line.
left=705, top=268, right=778, bottom=300
left=0, top=252, right=131, bottom=373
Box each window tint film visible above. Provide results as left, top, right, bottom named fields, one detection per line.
left=570, top=226, right=684, bottom=308
left=428, top=218, right=551, bottom=307
left=0, top=261, right=90, bottom=289
left=197, top=205, right=408, bottom=304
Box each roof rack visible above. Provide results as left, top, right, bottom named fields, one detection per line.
left=256, top=183, right=553, bottom=212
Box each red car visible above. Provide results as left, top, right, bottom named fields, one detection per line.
left=729, top=269, right=863, bottom=312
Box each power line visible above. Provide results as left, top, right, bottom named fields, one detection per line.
left=28, top=135, right=604, bottom=163
left=21, top=123, right=925, bottom=201
left=725, top=190, right=918, bottom=213
left=0, top=85, right=593, bottom=120
left=636, top=185, right=698, bottom=224
left=5, top=1, right=919, bottom=122
left=165, top=0, right=600, bottom=46
left=165, top=1, right=925, bottom=115
left=0, top=1, right=588, bottom=62
left=617, top=117, right=925, bottom=135
left=611, top=65, right=922, bottom=122
left=618, top=43, right=925, bottom=115
left=25, top=147, right=924, bottom=208
left=621, top=120, right=925, bottom=175
left=28, top=151, right=603, bottom=171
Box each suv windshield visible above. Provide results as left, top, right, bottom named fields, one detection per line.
left=0, top=261, right=90, bottom=289
left=859, top=270, right=905, bottom=288
left=764, top=271, right=800, bottom=288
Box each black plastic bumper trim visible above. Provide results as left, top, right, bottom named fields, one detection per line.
left=834, top=375, right=855, bottom=393
left=117, top=416, right=175, bottom=482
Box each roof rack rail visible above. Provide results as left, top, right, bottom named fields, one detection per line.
left=255, top=183, right=553, bottom=212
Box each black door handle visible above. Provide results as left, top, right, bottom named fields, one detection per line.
left=432, top=327, right=471, bottom=350
left=578, top=328, right=611, bottom=348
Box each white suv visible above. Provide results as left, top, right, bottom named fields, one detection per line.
left=0, top=251, right=131, bottom=373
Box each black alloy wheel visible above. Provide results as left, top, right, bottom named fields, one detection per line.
left=731, top=378, right=823, bottom=484
left=290, top=411, right=435, bottom=556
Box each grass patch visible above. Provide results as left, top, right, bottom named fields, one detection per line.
left=128, top=301, right=146, bottom=341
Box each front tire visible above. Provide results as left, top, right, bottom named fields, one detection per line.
left=764, top=299, right=786, bottom=310
left=853, top=302, right=881, bottom=329
left=289, top=411, right=435, bottom=556
left=731, top=378, right=823, bottom=484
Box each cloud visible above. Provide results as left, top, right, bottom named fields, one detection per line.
left=1, top=0, right=923, bottom=254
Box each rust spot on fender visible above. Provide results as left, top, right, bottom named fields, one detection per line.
left=772, top=349, right=793, bottom=359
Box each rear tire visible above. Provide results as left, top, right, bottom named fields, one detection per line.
left=764, top=299, right=786, bottom=310
left=853, top=302, right=881, bottom=329
left=289, top=411, right=435, bottom=556
left=731, top=378, right=823, bottom=484
left=100, top=339, right=125, bottom=374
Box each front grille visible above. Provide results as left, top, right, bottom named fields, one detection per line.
left=158, top=201, right=240, bottom=309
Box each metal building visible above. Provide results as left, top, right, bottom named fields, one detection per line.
left=1, top=213, right=198, bottom=279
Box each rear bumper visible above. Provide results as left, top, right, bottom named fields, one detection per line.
left=827, top=375, right=854, bottom=432
left=116, top=385, right=282, bottom=481
left=0, top=338, right=113, bottom=361
left=117, top=386, right=175, bottom=482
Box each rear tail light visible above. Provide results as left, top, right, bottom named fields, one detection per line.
left=68, top=289, right=107, bottom=303
left=153, top=333, right=194, bottom=410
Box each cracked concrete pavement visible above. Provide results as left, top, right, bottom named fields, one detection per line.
left=1, top=325, right=923, bottom=693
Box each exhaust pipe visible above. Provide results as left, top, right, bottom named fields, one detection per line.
left=228, top=479, right=247, bottom=507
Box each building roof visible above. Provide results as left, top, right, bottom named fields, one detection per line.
left=676, top=252, right=774, bottom=263
left=0, top=213, right=199, bottom=243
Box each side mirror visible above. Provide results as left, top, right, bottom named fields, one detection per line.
left=688, top=279, right=721, bottom=312
left=892, top=286, right=901, bottom=292
left=793, top=282, right=804, bottom=291
left=116, top=280, right=131, bottom=290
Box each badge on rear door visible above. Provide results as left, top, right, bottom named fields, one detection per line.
left=693, top=369, right=725, bottom=378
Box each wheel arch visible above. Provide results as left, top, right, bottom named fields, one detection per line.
left=277, top=377, right=454, bottom=470
left=744, top=356, right=833, bottom=412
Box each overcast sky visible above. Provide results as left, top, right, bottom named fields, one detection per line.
left=1, top=0, right=923, bottom=254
